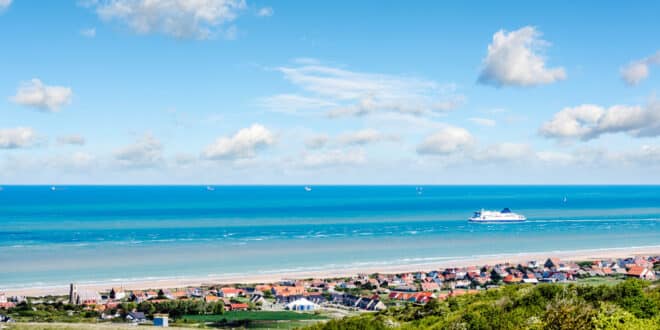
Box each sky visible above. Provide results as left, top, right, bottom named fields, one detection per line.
left=1, top=0, right=659, bottom=184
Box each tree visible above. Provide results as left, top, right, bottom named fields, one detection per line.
left=212, top=302, right=224, bottom=315
left=544, top=297, right=595, bottom=330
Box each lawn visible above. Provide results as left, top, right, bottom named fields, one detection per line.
left=183, top=311, right=326, bottom=322
left=577, top=276, right=625, bottom=286
left=181, top=311, right=327, bottom=329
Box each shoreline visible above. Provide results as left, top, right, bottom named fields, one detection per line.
left=4, top=245, right=659, bottom=297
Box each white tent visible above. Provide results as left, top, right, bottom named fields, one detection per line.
left=285, top=297, right=320, bottom=311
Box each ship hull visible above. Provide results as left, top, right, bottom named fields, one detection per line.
left=468, top=218, right=526, bottom=223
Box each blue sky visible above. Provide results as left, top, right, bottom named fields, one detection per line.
left=1, top=1, right=659, bottom=184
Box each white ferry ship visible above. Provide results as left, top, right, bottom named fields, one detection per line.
left=469, top=208, right=526, bottom=223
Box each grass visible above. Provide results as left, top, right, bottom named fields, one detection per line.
left=182, top=311, right=327, bottom=322
left=577, top=276, right=625, bottom=286
left=5, top=322, right=197, bottom=330
left=180, top=311, right=327, bottom=329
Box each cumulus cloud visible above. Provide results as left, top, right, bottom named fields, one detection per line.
left=416, top=126, right=475, bottom=155
left=0, top=127, right=37, bottom=149
left=57, top=134, right=86, bottom=146
left=203, top=123, right=274, bottom=160
left=265, top=61, right=464, bottom=117
left=11, top=79, right=73, bottom=112
left=113, top=134, right=163, bottom=168
left=478, top=26, right=566, bottom=87
left=620, top=50, right=660, bottom=86
left=539, top=100, right=660, bottom=141
left=0, top=0, right=11, bottom=11
left=300, top=149, right=366, bottom=168
left=256, top=6, right=272, bottom=17
left=92, top=0, right=247, bottom=39
left=468, top=117, right=496, bottom=127
left=80, top=27, right=96, bottom=37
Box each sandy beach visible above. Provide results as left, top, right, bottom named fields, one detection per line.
left=4, top=245, right=659, bottom=297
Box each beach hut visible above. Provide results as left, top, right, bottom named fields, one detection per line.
left=285, top=297, right=320, bottom=311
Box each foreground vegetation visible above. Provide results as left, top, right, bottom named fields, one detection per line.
left=306, top=279, right=660, bottom=329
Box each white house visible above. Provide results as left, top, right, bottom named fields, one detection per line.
left=285, top=298, right=320, bottom=311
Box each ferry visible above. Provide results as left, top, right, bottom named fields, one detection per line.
left=469, top=208, right=526, bottom=223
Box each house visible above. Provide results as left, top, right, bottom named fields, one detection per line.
left=285, top=298, right=320, bottom=311
left=228, top=303, right=249, bottom=311
left=421, top=281, right=440, bottom=292
left=522, top=272, right=538, bottom=284
left=204, top=295, right=219, bottom=303
left=272, top=285, right=306, bottom=296
left=0, top=315, right=15, bottom=323
left=110, top=288, right=125, bottom=300
left=126, top=311, right=147, bottom=323
left=544, top=258, right=561, bottom=270
left=503, top=274, right=522, bottom=284
left=366, top=299, right=387, bottom=311
left=250, top=294, right=265, bottom=305
left=219, top=287, right=243, bottom=298
left=188, top=287, right=203, bottom=297
left=627, top=266, right=656, bottom=280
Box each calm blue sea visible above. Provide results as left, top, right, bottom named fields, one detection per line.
left=1, top=185, right=660, bottom=289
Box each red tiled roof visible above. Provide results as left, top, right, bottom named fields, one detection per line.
left=627, top=266, right=646, bottom=277
left=229, top=303, right=249, bottom=310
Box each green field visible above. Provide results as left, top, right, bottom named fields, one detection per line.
left=577, top=276, right=625, bottom=286
left=183, top=311, right=326, bottom=322
left=181, top=311, right=327, bottom=329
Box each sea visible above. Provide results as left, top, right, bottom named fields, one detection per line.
left=1, top=185, right=660, bottom=290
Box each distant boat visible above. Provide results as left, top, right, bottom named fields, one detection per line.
left=563, top=196, right=568, bottom=203
left=50, top=186, right=57, bottom=191
left=206, top=186, right=215, bottom=191
left=304, top=186, right=312, bottom=192
left=416, top=186, right=423, bottom=195
left=469, top=208, right=526, bottom=223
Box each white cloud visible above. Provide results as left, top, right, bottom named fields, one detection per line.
left=93, top=0, right=247, bottom=39
left=11, top=79, right=73, bottom=112
left=416, top=126, right=475, bottom=155
left=266, top=61, right=464, bottom=117
left=620, top=50, right=660, bottom=86
left=57, top=134, right=86, bottom=146
left=304, top=134, right=329, bottom=149
left=258, top=94, right=337, bottom=114
left=300, top=149, right=366, bottom=168
left=478, top=26, right=566, bottom=87
left=80, top=27, right=96, bottom=37
left=113, top=134, right=163, bottom=168
left=536, top=150, right=575, bottom=165
left=468, top=117, right=496, bottom=127
left=337, top=129, right=397, bottom=146
left=539, top=100, right=660, bottom=141
left=256, top=6, right=272, bottom=17
left=473, top=142, right=533, bottom=162
left=203, top=123, right=274, bottom=160
left=0, top=127, right=37, bottom=149
left=0, top=0, right=11, bottom=11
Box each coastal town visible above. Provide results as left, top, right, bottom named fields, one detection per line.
left=1, top=255, right=658, bottom=327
